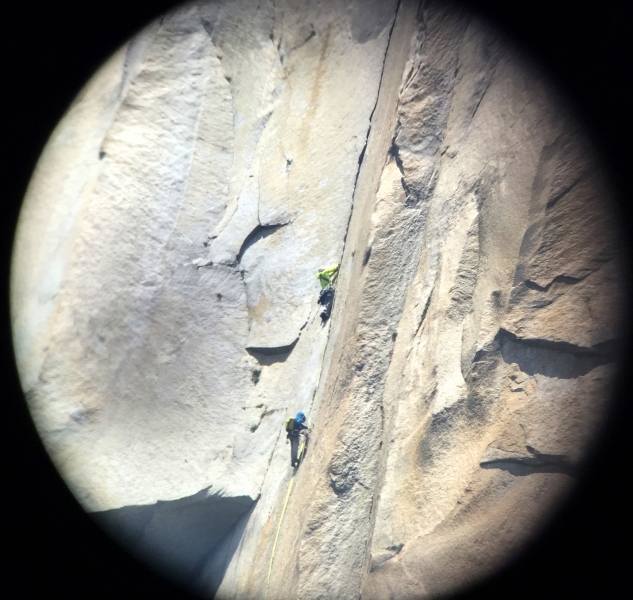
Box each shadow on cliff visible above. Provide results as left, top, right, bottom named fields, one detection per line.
left=498, top=328, right=618, bottom=379
left=246, top=338, right=298, bottom=365
left=91, top=489, right=256, bottom=597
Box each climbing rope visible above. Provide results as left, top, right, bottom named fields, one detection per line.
left=264, top=474, right=295, bottom=595
left=264, top=429, right=309, bottom=597
left=264, top=270, right=337, bottom=596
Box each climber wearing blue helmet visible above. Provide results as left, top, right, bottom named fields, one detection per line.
left=286, top=411, right=308, bottom=467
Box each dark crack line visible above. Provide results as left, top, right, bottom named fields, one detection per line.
left=524, top=274, right=585, bottom=292
left=389, top=137, right=404, bottom=174
left=414, top=288, right=433, bottom=338
left=389, top=137, right=418, bottom=204
left=246, top=339, right=298, bottom=356
left=545, top=172, right=587, bottom=209
left=480, top=457, right=576, bottom=477
left=467, top=65, right=496, bottom=126
left=342, top=4, right=400, bottom=249
left=498, top=327, right=618, bottom=360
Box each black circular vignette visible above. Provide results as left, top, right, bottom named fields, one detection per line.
left=2, top=0, right=630, bottom=598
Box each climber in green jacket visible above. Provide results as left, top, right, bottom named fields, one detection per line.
left=316, top=264, right=340, bottom=289
left=317, top=264, right=339, bottom=322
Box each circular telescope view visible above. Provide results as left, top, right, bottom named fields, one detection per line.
left=10, top=0, right=627, bottom=598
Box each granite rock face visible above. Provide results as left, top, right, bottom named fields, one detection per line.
left=11, top=0, right=624, bottom=598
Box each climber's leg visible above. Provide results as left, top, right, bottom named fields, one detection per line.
left=290, top=435, right=299, bottom=466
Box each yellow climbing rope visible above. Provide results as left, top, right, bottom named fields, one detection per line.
left=264, top=431, right=309, bottom=597
left=264, top=289, right=329, bottom=595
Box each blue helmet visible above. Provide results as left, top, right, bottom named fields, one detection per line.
left=296, top=411, right=306, bottom=422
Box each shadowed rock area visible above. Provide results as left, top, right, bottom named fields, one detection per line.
left=92, top=490, right=254, bottom=595
left=11, top=0, right=625, bottom=598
